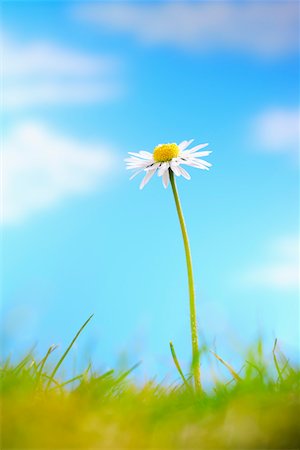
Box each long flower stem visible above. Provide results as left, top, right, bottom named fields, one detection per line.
left=169, top=170, right=201, bottom=393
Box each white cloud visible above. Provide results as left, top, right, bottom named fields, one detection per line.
left=2, top=35, right=122, bottom=108
left=74, top=2, right=299, bottom=57
left=4, top=81, right=121, bottom=109
left=272, top=235, right=300, bottom=260
left=1, top=122, right=118, bottom=224
left=243, top=264, right=298, bottom=290
left=3, top=40, right=116, bottom=77
left=239, top=235, right=299, bottom=292
left=254, top=109, right=299, bottom=155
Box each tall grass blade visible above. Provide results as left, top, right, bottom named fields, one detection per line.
left=46, top=314, right=94, bottom=389
left=42, top=374, right=60, bottom=387
left=35, top=345, right=58, bottom=387
left=169, top=341, right=193, bottom=392
left=245, top=360, right=264, bottom=379
left=96, top=369, right=114, bottom=381
left=50, top=374, right=84, bottom=390
left=115, top=362, right=141, bottom=385
left=273, top=338, right=283, bottom=382
left=209, top=349, right=242, bottom=381
left=13, top=353, right=33, bottom=374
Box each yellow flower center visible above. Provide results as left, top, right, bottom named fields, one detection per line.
left=153, top=143, right=179, bottom=162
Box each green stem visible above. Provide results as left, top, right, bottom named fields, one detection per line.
left=169, top=170, right=202, bottom=393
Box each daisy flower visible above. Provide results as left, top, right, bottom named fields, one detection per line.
left=125, top=140, right=212, bottom=189
left=126, top=138, right=213, bottom=393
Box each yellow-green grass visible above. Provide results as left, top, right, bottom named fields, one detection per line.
left=1, top=323, right=299, bottom=449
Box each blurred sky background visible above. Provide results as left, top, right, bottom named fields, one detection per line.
left=1, top=1, right=299, bottom=382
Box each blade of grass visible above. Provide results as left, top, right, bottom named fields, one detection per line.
left=81, top=362, right=92, bottom=382
left=273, top=339, right=283, bottom=382
left=280, top=359, right=291, bottom=376
left=245, top=360, right=264, bottom=379
left=225, top=365, right=245, bottom=386
left=209, top=349, right=242, bottom=382
left=46, top=314, right=94, bottom=390
left=115, top=362, right=141, bottom=385
left=96, top=369, right=114, bottom=381
left=275, top=341, right=296, bottom=377
left=12, top=353, right=34, bottom=374
left=50, top=374, right=84, bottom=390
left=35, top=345, right=58, bottom=387
left=169, top=341, right=193, bottom=393
left=42, top=373, right=60, bottom=387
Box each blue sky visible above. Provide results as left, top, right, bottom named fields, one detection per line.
left=1, top=1, right=299, bottom=382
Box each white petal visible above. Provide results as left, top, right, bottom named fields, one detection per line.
left=190, top=151, right=212, bottom=158
left=128, top=151, right=152, bottom=160
left=139, top=151, right=153, bottom=158
left=162, top=169, right=170, bottom=188
left=126, top=163, right=150, bottom=170
left=125, top=160, right=143, bottom=165
left=187, top=143, right=209, bottom=153
left=129, top=169, right=144, bottom=180
left=178, top=166, right=191, bottom=180
left=126, top=157, right=149, bottom=163
left=125, top=159, right=147, bottom=166
left=127, top=152, right=145, bottom=158
left=178, top=139, right=194, bottom=151
left=145, top=162, right=160, bottom=171
left=158, top=162, right=169, bottom=176
left=195, top=159, right=212, bottom=167
left=188, top=157, right=211, bottom=166
left=185, top=160, right=210, bottom=170
left=170, top=161, right=181, bottom=176
left=126, top=161, right=145, bottom=167
left=184, top=161, right=209, bottom=170
left=139, top=169, right=156, bottom=189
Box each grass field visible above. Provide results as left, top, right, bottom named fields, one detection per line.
left=1, top=319, right=299, bottom=450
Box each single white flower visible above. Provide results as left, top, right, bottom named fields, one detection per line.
left=125, top=140, right=212, bottom=189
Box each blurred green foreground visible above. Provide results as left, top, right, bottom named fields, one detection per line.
left=1, top=341, right=299, bottom=450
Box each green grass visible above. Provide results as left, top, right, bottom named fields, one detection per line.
left=1, top=322, right=299, bottom=449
